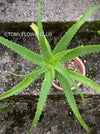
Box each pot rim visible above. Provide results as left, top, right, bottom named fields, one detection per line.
left=52, top=57, right=85, bottom=90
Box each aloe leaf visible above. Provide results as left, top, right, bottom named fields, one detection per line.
left=30, top=23, right=50, bottom=46
left=51, top=68, right=55, bottom=82
left=53, top=5, right=100, bottom=55
left=37, top=0, right=52, bottom=58
left=59, top=45, right=100, bottom=63
left=0, top=77, right=34, bottom=100
left=29, top=69, right=54, bottom=134
left=56, top=72, right=89, bottom=133
left=0, top=105, right=11, bottom=112
left=8, top=66, right=47, bottom=78
left=0, top=36, right=43, bottom=65
left=30, top=23, right=39, bottom=40
left=66, top=69, right=100, bottom=92
left=56, top=65, right=85, bottom=105
left=54, top=49, right=73, bottom=61
left=0, top=66, right=47, bottom=100
left=97, top=30, right=100, bottom=35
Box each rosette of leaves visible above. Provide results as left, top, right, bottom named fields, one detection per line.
left=0, top=1, right=100, bottom=133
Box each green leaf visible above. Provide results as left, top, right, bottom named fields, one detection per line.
left=0, top=36, right=43, bottom=65
left=56, top=65, right=85, bottom=105
left=51, top=68, right=55, bottom=82
left=53, top=5, right=100, bottom=55
left=0, top=77, right=34, bottom=100
left=29, top=69, right=54, bottom=134
left=56, top=72, right=89, bottom=133
left=8, top=66, right=47, bottom=78
left=97, top=30, right=100, bottom=35
left=37, top=0, right=52, bottom=58
left=59, top=45, right=100, bottom=63
left=30, top=23, right=50, bottom=46
left=0, top=66, right=47, bottom=100
left=66, top=69, right=100, bottom=92
left=54, top=49, right=73, bottom=61
left=30, top=23, right=40, bottom=40
left=0, top=105, right=11, bottom=112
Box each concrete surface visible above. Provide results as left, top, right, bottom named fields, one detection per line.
left=0, top=0, right=100, bottom=22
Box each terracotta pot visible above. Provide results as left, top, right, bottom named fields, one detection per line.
left=52, top=57, right=85, bottom=90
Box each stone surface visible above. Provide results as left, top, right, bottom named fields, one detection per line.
left=0, top=0, right=100, bottom=22
left=0, top=96, right=100, bottom=134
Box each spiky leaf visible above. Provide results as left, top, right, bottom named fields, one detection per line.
left=97, top=30, right=100, bottom=35
left=66, top=69, right=100, bottom=92
left=8, top=66, right=47, bottom=78
left=54, top=49, right=73, bottom=62
left=0, top=77, right=34, bottom=100
left=56, top=72, right=89, bottom=133
left=37, top=0, right=52, bottom=58
left=0, top=36, right=43, bottom=65
left=53, top=5, right=100, bottom=55
left=0, top=105, right=11, bottom=112
left=30, top=23, right=49, bottom=46
left=59, top=45, right=100, bottom=63
left=29, top=69, right=55, bottom=134
left=56, top=65, right=85, bottom=105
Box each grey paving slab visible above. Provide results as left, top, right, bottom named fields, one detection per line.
left=0, top=0, right=100, bottom=22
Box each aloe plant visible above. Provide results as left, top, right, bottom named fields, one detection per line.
left=0, top=0, right=100, bottom=133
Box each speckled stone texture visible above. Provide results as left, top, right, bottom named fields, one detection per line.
left=0, top=0, right=100, bottom=22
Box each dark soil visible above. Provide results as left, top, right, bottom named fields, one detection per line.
left=0, top=95, right=100, bottom=134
